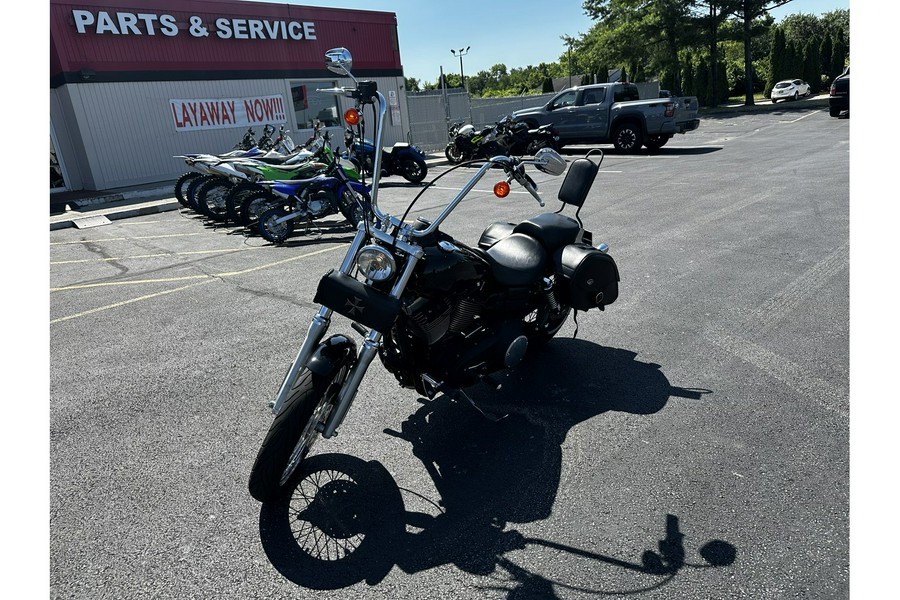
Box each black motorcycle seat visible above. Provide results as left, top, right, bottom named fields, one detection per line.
left=513, top=212, right=581, bottom=251
left=484, top=233, right=547, bottom=287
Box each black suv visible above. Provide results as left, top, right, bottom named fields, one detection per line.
left=829, top=66, right=849, bottom=117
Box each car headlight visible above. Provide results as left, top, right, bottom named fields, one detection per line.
left=356, top=245, right=396, bottom=282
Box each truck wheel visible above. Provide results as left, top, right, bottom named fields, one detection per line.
left=613, top=123, right=643, bottom=153
left=644, top=135, right=669, bottom=151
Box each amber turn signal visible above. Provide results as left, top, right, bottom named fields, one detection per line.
left=493, top=181, right=511, bottom=198
left=344, top=108, right=361, bottom=125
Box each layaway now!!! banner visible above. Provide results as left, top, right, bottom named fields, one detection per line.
left=170, top=95, right=287, bottom=131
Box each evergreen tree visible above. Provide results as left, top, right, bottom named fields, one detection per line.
left=819, top=35, right=833, bottom=81
left=766, top=26, right=786, bottom=97
left=831, top=28, right=847, bottom=76
left=542, top=76, right=554, bottom=93
left=803, top=37, right=821, bottom=92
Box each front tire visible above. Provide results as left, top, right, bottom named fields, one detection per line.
left=225, top=182, right=261, bottom=223
left=400, top=158, right=428, bottom=183
left=445, top=143, right=464, bottom=164
left=338, top=188, right=370, bottom=226
left=248, top=369, right=345, bottom=503
left=612, top=122, right=643, bottom=153
left=258, top=206, right=295, bottom=243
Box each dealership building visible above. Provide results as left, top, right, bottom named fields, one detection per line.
left=50, top=0, right=409, bottom=193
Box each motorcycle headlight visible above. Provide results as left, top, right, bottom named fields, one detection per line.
left=356, top=245, right=396, bottom=282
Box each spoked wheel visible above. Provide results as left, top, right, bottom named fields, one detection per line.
left=258, top=206, right=295, bottom=243
left=175, top=172, right=202, bottom=207
left=445, top=143, right=464, bottom=165
left=338, top=188, right=370, bottom=227
left=239, top=189, right=282, bottom=228
left=225, top=182, right=261, bottom=224
left=523, top=300, right=572, bottom=345
left=248, top=367, right=349, bottom=503
left=186, top=175, right=218, bottom=212
left=197, top=178, right=233, bottom=221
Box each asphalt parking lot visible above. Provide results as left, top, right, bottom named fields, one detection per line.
left=49, top=106, right=849, bottom=599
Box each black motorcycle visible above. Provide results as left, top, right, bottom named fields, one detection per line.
left=496, top=115, right=560, bottom=155
left=444, top=116, right=558, bottom=164
left=248, top=48, right=620, bottom=503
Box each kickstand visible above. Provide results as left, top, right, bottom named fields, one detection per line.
left=301, top=218, right=324, bottom=238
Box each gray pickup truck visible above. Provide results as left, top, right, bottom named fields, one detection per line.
left=512, top=83, right=700, bottom=152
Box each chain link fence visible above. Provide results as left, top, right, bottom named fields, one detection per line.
left=406, top=83, right=660, bottom=153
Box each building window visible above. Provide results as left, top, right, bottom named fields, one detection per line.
left=291, top=81, right=341, bottom=129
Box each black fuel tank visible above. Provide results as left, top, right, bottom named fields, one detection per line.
left=417, top=241, right=488, bottom=293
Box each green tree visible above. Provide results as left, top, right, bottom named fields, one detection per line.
left=404, top=77, right=421, bottom=92
left=802, top=36, right=821, bottom=92
left=765, top=25, right=786, bottom=96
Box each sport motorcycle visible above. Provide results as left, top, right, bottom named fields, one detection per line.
left=248, top=48, right=620, bottom=502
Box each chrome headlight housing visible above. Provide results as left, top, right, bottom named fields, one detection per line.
left=356, top=245, right=396, bottom=282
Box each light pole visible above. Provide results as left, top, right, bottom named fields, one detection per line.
left=450, top=46, right=470, bottom=92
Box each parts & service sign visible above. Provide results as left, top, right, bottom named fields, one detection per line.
left=170, top=96, right=287, bottom=132
left=71, top=9, right=317, bottom=40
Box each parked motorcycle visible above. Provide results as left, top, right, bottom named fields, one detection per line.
left=444, top=116, right=558, bottom=164
left=496, top=115, right=560, bottom=155
left=256, top=153, right=370, bottom=243
left=343, top=127, right=429, bottom=183
left=247, top=48, right=620, bottom=502
left=444, top=121, right=499, bottom=164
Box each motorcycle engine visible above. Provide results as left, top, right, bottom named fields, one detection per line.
left=306, top=190, right=334, bottom=217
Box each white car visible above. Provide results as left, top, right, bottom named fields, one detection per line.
left=771, top=79, right=811, bottom=103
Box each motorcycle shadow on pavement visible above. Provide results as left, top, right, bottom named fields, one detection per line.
left=259, top=339, right=732, bottom=593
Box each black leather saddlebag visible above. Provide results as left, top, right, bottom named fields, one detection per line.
left=557, top=244, right=619, bottom=310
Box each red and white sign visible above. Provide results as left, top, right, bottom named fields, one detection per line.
left=170, top=95, right=287, bottom=131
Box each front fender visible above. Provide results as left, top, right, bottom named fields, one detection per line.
left=307, top=334, right=358, bottom=378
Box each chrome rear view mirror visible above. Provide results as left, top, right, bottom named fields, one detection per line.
left=532, top=148, right=567, bottom=176
left=325, top=48, right=353, bottom=76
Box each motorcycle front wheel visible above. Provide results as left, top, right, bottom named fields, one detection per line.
left=400, top=157, right=428, bottom=183
left=258, top=206, right=295, bottom=243
left=338, top=188, right=370, bottom=226
left=445, top=143, right=464, bottom=165
left=249, top=368, right=346, bottom=503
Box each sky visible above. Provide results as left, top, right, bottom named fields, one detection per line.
left=246, top=0, right=851, bottom=84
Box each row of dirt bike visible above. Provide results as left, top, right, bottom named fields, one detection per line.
left=445, top=115, right=560, bottom=164
left=173, top=121, right=429, bottom=243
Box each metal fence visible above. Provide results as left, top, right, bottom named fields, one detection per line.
left=406, top=83, right=661, bottom=153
